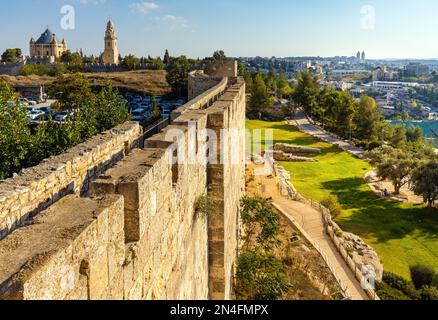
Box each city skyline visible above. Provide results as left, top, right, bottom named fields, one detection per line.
left=1, top=0, right=438, bottom=60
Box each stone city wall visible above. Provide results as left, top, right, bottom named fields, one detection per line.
left=0, top=74, right=246, bottom=300
left=0, top=123, right=143, bottom=240
left=0, top=63, right=22, bottom=76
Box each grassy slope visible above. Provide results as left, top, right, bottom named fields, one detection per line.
left=247, top=120, right=438, bottom=279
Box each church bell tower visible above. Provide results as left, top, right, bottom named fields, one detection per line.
left=103, top=20, right=119, bottom=65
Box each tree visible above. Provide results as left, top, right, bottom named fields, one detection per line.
left=122, top=54, right=140, bottom=70
left=240, top=196, right=280, bottom=251
left=151, top=95, right=161, bottom=120
left=94, top=82, right=131, bottom=132
left=355, top=95, right=382, bottom=141
left=0, top=81, right=32, bottom=179
left=236, top=196, right=291, bottom=300
left=411, top=161, right=438, bottom=208
left=369, top=145, right=417, bottom=195
left=212, top=50, right=227, bottom=61
left=59, top=50, right=84, bottom=72
left=163, top=49, right=171, bottom=66
left=247, top=73, right=273, bottom=119
left=390, top=125, right=407, bottom=149
left=1, top=48, right=22, bottom=63
left=49, top=73, right=94, bottom=110
left=292, top=71, right=319, bottom=116
left=148, top=57, right=165, bottom=70
left=166, top=56, right=194, bottom=98
left=275, top=75, right=293, bottom=99
left=410, top=265, right=437, bottom=290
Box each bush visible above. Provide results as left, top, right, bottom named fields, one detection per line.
left=375, top=281, right=412, bottom=300
left=382, top=271, right=420, bottom=300
left=410, top=265, right=436, bottom=290
left=194, top=194, right=218, bottom=218
left=0, top=78, right=131, bottom=179
left=235, top=250, right=291, bottom=300
left=367, top=141, right=383, bottom=151
left=419, top=286, right=438, bottom=301
left=321, top=195, right=342, bottom=218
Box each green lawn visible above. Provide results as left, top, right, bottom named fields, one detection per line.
left=247, top=120, right=438, bottom=279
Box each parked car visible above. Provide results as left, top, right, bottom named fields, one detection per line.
left=54, top=111, right=74, bottom=122
left=131, top=108, right=148, bottom=122
left=132, top=95, right=143, bottom=102
left=27, top=110, right=45, bottom=121
left=127, top=101, right=138, bottom=111
left=38, top=107, right=54, bottom=120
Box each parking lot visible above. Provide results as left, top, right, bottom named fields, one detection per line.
left=15, top=95, right=187, bottom=126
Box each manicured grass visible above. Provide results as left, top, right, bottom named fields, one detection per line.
left=247, top=120, right=438, bottom=279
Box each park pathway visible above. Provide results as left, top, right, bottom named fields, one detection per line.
left=252, top=164, right=370, bottom=300
left=291, top=110, right=365, bottom=158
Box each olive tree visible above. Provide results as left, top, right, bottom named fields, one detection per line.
left=411, top=161, right=438, bottom=208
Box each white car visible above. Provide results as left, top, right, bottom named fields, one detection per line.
left=55, top=111, right=73, bottom=122
left=27, top=110, right=45, bottom=121
left=19, top=98, right=37, bottom=106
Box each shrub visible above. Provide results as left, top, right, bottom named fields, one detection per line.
left=367, top=141, right=383, bottom=151
left=235, top=250, right=291, bottom=300
left=375, top=281, right=412, bottom=300
left=321, top=195, right=342, bottom=218
left=410, top=265, right=436, bottom=290
left=194, top=194, right=218, bottom=219
left=419, top=286, right=438, bottom=301
left=240, top=196, right=281, bottom=251
left=382, top=271, right=420, bottom=300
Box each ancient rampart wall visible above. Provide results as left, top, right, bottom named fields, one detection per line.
left=0, top=123, right=143, bottom=240
left=0, top=75, right=246, bottom=300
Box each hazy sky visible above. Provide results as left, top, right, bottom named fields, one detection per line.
left=1, top=0, right=438, bottom=59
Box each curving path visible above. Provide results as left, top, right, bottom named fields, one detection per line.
left=291, top=110, right=365, bottom=158
left=252, top=165, right=369, bottom=300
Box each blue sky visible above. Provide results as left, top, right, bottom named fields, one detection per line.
left=1, top=0, right=438, bottom=59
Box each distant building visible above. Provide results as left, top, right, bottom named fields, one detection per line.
left=405, top=62, right=430, bottom=77
left=356, top=51, right=361, bottom=60
left=372, top=81, right=419, bottom=91
left=361, top=51, right=366, bottom=60
left=372, top=65, right=397, bottom=81
left=29, top=28, right=67, bottom=63
left=103, top=20, right=119, bottom=65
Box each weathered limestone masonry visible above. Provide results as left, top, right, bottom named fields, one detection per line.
left=0, top=69, right=246, bottom=300
left=0, top=195, right=126, bottom=300
left=0, top=123, right=142, bottom=240
left=206, top=80, right=246, bottom=300
left=187, top=72, right=227, bottom=105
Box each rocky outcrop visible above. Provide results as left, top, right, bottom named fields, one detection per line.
left=326, top=219, right=383, bottom=283
left=274, top=143, right=321, bottom=154
left=273, top=150, right=317, bottom=162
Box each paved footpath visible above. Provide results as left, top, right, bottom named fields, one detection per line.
left=253, top=166, right=369, bottom=300
left=291, top=110, right=365, bottom=158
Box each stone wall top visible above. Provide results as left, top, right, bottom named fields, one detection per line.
left=0, top=122, right=142, bottom=240
left=172, top=75, right=228, bottom=121
left=0, top=194, right=124, bottom=300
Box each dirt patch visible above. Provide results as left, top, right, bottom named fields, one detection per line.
left=1, top=70, right=171, bottom=96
